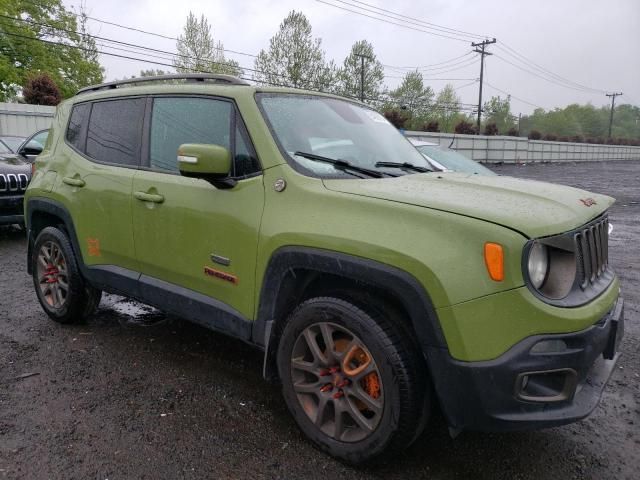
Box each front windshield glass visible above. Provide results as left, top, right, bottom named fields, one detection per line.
left=0, top=136, right=24, bottom=153
left=417, top=145, right=496, bottom=176
left=257, top=93, right=431, bottom=177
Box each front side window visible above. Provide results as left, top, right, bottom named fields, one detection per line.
left=86, top=98, right=145, bottom=166
left=257, top=93, right=431, bottom=178
left=150, top=97, right=232, bottom=173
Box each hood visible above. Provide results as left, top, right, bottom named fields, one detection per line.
left=323, top=172, right=614, bottom=238
left=0, top=154, right=30, bottom=174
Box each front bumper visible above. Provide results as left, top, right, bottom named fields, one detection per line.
left=0, top=194, right=25, bottom=225
left=427, top=295, right=624, bottom=431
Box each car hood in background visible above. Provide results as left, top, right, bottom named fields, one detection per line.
left=323, top=172, right=614, bottom=238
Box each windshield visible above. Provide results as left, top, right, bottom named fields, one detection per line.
left=257, top=93, right=431, bottom=177
left=0, top=136, right=24, bottom=153
left=416, top=145, right=496, bottom=176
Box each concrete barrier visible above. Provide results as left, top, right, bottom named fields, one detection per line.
left=0, top=102, right=55, bottom=137
left=405, top=131, right=640, bottom=163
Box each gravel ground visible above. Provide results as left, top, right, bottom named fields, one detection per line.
left=1, top=160, right=638, bottom=479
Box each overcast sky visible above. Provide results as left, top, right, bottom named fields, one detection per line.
left=64, top=0, right=640, bottom=115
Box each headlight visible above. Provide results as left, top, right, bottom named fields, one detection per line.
left=527, top=242, right=549, bottom=289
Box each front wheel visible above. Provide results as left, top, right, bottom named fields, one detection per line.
left=32, top=226, right=101, bottom=324
left=277, top=297, right=429, bottom=464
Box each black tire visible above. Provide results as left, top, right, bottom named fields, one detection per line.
left=31, top=226, right=101, bottom=324
left=277, top=296, right=428, bottom=464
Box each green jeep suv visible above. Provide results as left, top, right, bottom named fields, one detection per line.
left=25, top=74, right=624, bottom=464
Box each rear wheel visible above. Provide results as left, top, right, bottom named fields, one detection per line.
left=32, top=226, right=101, bottom=324
left=277, top=296, right=428, bottom=464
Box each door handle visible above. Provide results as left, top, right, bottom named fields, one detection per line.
left=62, top=177, right=85, bottom=187
left=134, top=191, right=165, bottom=203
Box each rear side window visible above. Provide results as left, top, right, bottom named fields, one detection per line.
left=86, top=98, right=145, bottom=166
left=150, top=97, right=231, bottom=172
left=66, top=103, right=90, bottom=151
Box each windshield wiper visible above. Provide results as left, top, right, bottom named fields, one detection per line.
left=294, top=151, right=387, bottom=178
left=374, top=161, right=433, bottom=173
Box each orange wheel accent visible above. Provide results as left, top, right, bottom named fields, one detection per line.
left=342, top=344, right=371, bottom=377
left=362, top=372, right=381, bottom=400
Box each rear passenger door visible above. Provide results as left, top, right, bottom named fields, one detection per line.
left=61, top=98, right=143, bottom=274
left=131, top=96, right=264, bottom=320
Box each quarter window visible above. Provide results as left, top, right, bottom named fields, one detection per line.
left=150, top=97, right=232, bottom=172
left=86, top=98, right=145, bottom=166
left=65, top=103, right=90, bottom=151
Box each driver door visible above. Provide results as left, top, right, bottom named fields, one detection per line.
left=131, top=96, right=264, bottom=320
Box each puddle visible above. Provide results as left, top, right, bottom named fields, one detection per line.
left=99, top=293, right=169, bottom=327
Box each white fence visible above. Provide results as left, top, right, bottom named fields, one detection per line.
left=0, top=102, right=55, bottom=137
left=405, top=131, right=640, bottom=163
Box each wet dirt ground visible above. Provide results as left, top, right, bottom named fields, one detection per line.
left=1, top=160, right=638, bottom=479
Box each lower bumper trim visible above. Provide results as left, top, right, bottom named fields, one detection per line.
left=427, top=295, right=624, bottom=432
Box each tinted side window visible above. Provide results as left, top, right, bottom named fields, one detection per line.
left=234, top=123, right=260, bottom=177
left=150, top=97, right=231, bottom=172
left=86, top=98, right=145, bottom=166
left=66, top=103, right=90, bottom=151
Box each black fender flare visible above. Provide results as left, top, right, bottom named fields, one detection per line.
left=254, top=246, right=447, bottom=380
left=26, top=197, right=83, bottom=275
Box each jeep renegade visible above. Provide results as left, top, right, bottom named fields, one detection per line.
left=25, top=74, right=624, bottom=464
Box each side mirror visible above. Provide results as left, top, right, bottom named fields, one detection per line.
left=177, top=143, right=236, bottom=188
left=19, top=141, right=44, bottom=157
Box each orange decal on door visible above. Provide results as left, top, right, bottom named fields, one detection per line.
left=87, top=237, right=101, bottom=257
left=204, top=266, right=238, bottom=285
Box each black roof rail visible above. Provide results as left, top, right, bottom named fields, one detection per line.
left=75, top=73, right=250, bottom=96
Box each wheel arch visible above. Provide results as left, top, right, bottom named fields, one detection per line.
left=255, top=246, right=446, bottom=381
left=26, top=198, right=83, bottom=275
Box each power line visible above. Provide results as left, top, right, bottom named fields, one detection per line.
left=315, top=0, right=472, bottom=43
left=18, top=0, right=258, bottom=58
left=497, top=43, right=607, bottom=94
left=325, top=0, right=484, bottom=41
left=493, top=53, right=607, bottom=95
left=0, top=15, right=341, bottom=91
left=383, top=51, right=474, bottom=70
left=345, top=0, right=488, bottom=40
left=483, top=81, right=544, bottom=110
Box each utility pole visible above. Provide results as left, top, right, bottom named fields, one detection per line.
left=354, top=53, right=371, bottom=102
left=518, top=112, right=522, bottom=136
left=606, top=92, right=623, bottom=138
left=472, top=38, right=497, bottom=134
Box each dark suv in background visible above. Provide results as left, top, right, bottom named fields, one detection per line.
left=0, top=129, right=48, bottom=226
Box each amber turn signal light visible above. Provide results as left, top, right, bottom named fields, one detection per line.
left=484, top=242, right=504, bottom=281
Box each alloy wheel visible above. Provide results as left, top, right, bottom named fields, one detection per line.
left=290, top=322, right=384, bottom=442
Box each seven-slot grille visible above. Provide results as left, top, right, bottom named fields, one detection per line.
left=574, top=215, right=609, bottom=289
left=0, top=173, right=29, bottom=194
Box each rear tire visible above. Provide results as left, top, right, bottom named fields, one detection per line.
left=277, top=296, right=428, bottom=464
left=32, top=226, right=101, bottom=324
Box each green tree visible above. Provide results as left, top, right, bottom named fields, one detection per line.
left=483, top=95, right=515, bottom=134
left=336, top=40, right=384, bottom=102
left=434, top=84, right=462, bottom=132
left=174, top=12, right=242, bottom=77
left=387, top=71, right=434, bottom=129
left=0, top=0, right=103, bottom=100
left=139, top=69, right=170, bottom=77
left=253, top=10, right=335, bottom=90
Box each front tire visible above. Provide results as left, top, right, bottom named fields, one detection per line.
left=277, top=297, right=428, bottom=464
left=32, top=226, right=101, bottom=324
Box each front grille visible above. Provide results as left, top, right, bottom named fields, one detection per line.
left=0, top=173, right=29, bottom=195
left=574, top=215, right=609, bottom=289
